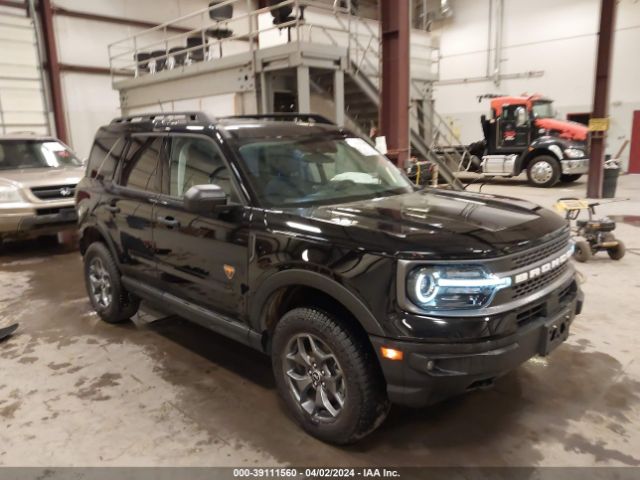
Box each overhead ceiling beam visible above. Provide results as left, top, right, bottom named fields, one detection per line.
left=50, top=6, right=191, bottom=34
left=0, top=0, right=26, bottom=9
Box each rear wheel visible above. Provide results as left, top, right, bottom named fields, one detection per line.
left=527, top=155, right=561, bottom=188
left=573, top=240, right=592, bottom=263
left=84, top=242, right=139, bottom=323
left=560, top=174, right=582, bottom=183
left=604, top=234, right=625, bottom=260
left=272, top=307, right=389, bottom=444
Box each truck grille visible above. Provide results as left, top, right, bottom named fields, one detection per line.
left=31, top=184, right=76, bottom=201
left=510, top=230, right=570, bottom=270
left=512, top=263, right=570, bottom=299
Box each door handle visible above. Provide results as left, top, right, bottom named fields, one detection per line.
left=157, top=216, right=180, bottom=228
left=105, top=205, right=120, bottom=214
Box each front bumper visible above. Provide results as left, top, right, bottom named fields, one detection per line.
left=561, top=158, right=589, bottom=175
left=0, top=204, right=77, bottom=238
left=371, top=286, right=583, bottom=408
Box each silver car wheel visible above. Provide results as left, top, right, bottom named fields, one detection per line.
left=88, top=258, right=113, bottom=309
left=283, top=333, right=346, bottom=422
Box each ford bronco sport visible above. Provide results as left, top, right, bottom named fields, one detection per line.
left=76, top=112, right=583, bottom=444
left=0, top=135, right=84, bottom=244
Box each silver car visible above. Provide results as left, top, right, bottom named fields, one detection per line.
left=0, top=134, right=84, bottom=243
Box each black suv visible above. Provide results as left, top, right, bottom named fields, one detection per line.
left=76, top=112, right=583, bottom=444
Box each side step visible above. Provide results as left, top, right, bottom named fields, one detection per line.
left=121, top=277, right=263, bottom=351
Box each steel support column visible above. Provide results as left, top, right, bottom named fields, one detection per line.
left=260, top=71, right=273, bottom=114
left=587, top=0, right=617, bottom=198
left=334, top=69, right=345, bottom=127
left=379, top=0, right=410, bottom=168
left=296, top=66, right=311, bottom=113
left=39, top=0, right=67, bottom=143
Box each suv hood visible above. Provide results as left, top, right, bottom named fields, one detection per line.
left=270, top=189, right=567, bottom=260
left=0, top=166, right=84, bottom=189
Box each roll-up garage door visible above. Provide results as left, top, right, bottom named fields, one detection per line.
left=0, top=6, right=50, bottom=135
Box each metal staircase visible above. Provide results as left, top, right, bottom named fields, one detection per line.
left=307, top=12, right=471, bottom=183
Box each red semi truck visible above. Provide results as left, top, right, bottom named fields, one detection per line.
left=466, top=94, right=590, bottom=187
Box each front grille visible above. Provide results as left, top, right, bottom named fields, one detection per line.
left=510, top=230, right=570, bottom=270
left=516, top=301, right=545, bottom=327
left=512, top=263, right=570, bottom=299
left=31, top=184, right=76, bottom=200
left=36, top=207, right=75, bottom=216
left=558, top=282, right=576, bottom=304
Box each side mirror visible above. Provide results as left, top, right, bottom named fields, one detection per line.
left=184, top=184, right=227, bottom=213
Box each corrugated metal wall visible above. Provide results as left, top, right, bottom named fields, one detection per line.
left=0, top=6, right=50, bottom=135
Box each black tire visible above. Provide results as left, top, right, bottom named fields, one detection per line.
left=606, top=236, right=625, bottom=260
left=83, top=242, right=139, bottom=324
left=526, top=155, right=561, bottom=188
left=573, top=240, right=592, bottom=263
left=560, top=174, right=582, bottom=183
left=272, top=307, right=390, bottom=444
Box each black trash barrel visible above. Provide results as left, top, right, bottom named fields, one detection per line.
left=602, top=164, right=620, bottom=198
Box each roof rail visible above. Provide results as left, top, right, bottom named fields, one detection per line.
left=225, top=113, right=335, bottom=125
left=110, top=111, right=211, bottom=124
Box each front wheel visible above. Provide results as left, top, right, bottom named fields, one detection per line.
left=573, top=240, right=592, bottom=263
left=272, top=308, right=389, bottom=444
left=560, top=174, right=582, bottom=183
left=527, top=155, right=561, bottom=188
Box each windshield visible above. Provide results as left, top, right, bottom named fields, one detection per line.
left=532, top=102, right=555, bottom=119
left=0, top=140, right=82, bottom=171
left=236, top=134, right=414, bottom=207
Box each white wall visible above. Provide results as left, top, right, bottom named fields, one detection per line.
left=53, top=0, right=209, bottom=158
left=432, top=0, right=640, bottom=170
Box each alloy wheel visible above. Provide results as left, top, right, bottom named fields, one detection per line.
left=88, top=258, right=113, bottom=309
left=283, top=333, right=346, bottom=422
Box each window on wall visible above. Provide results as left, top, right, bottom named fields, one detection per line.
left=119, top=136, right=162, bottom=193
left=166, top=136, right=238, bottom=202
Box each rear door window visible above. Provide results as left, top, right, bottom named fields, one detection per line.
left=118, top=136, right=163, bottom=193
left=87, top=135, right=125, bottom=181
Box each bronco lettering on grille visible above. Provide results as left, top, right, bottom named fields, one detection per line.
left=513, top=248, right=572, bottom=285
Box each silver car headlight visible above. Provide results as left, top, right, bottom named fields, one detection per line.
left=406, top=265, right=511, bottom=312
left=564, top=148, right=585, bottom=159
left=0, top=185, right=22, bottom=203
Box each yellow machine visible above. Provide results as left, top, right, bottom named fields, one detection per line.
left=554, top=197, right=625, bottom=262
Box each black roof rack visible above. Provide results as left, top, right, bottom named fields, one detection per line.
left=225, top=113, right=335, bottom=125
left=111, top=111, right=211, bottom=124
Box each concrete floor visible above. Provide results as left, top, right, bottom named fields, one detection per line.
left=0, top=174, right=639, bottom=467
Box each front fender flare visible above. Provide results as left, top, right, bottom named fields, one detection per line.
left=249, top=269, right=386, bottom=337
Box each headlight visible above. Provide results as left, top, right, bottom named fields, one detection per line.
left=406, top=265, right=511, bottom=312
left=564, top=148, right=585, bottom=159
left=0, top=185, right=22, bottom=203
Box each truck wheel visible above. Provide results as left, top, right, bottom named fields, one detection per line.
left=573, top=240, right=592, bottom=263
left=83, top=242, right=140, bottom=324
left=527, top=156, right=561, bottom=187
left=560, top=174, right=582, bottom=183
left=272, top=307, right=390, bottom=444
